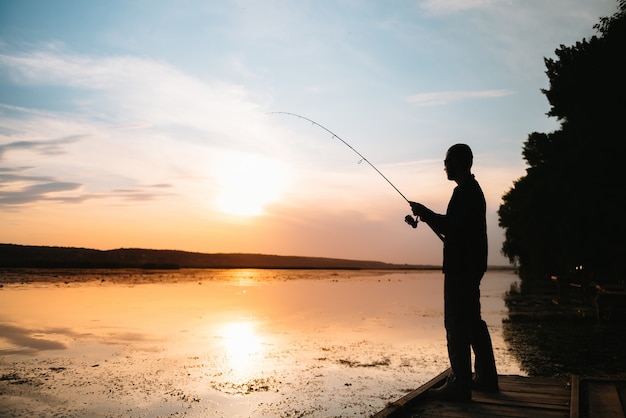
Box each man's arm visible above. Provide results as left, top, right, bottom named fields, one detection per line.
left=409, top=201, right=446, bottom=238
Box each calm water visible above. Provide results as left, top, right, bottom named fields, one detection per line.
left=0, top=269, right=522, bottom=417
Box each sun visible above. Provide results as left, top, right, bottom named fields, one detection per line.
left=214, top=152, right=289, bottom=216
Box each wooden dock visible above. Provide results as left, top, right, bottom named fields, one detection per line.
left=373, top=369, right=626, bottom=418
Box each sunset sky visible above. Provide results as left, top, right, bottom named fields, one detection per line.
left=0, top=0, right=617, bottom=265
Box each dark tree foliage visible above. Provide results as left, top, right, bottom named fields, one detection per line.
left=498, top=1, right=626, bottom=284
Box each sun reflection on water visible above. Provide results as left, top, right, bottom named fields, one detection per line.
left=217, top=320, right=265, bottom=378
left=228, top=269, right=263, bottom=287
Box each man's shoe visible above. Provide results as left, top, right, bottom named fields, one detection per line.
left=428, top=382, right=471, bottom=402
left=472, top=378, right=499, bottom=393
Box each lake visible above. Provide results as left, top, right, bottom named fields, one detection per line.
left=0, top=268, right=522, bottom=417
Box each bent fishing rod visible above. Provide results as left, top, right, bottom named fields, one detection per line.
left=270, top=111, right=444, bottom=242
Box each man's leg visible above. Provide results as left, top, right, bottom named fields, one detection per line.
left=469, top=274, right=498, bottom=391
left=429, top=274, right=472, bottom=401
left=471, top=319, right=499, bottom=391
left=445, top=314, right=472, bottom=390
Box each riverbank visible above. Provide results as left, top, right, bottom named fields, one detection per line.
left=503, top=282, right=626, bottom=379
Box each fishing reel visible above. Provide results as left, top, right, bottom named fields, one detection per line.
left=404, top=215, right=419, bottom=228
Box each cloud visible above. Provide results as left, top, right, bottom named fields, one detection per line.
left=0, top=135, right=84, bottom=159
left=406, top=89, right=513, bottom=106
left=0, top=49, right=281, bottom=155
left=109, top=186, right=175, bottom=202
left=1, top=51, right=256, bottom=120
left=421, top=0, right=500, bottom=14
left=0, top=167, right=175, bottom=206
left=0, top=168, right=83, bottom=205
left=1, top=51, right=152, bottom=89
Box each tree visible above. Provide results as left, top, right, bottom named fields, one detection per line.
left=498, top=1, right=626, bottom=285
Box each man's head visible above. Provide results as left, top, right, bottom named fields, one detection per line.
left=444, top=143, right=473, bottom=182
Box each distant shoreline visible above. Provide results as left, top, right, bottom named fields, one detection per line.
left=0, top=243, right=429, bottom=270
left=0, top=244, right=513, bottom=271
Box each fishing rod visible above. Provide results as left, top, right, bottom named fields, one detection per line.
left=270, top=112, right=409, bottom=202
left=270, top=111, right=444, bottom=242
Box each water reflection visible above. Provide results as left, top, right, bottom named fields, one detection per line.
left=0, top=324, right=69, bottom=355
left=228, top=269, right=263, bottom=287
left=217, top=320, right=265, bottom=378
left=503, top=302, right=626, bottom=378
left=0, top=269, right=523, bottom=417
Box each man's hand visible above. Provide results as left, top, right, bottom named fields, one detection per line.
left=409, top=201, right=428, bottom=217
left=404, top=215, right=418, bottom=228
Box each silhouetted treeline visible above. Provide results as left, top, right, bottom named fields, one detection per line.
left=498, top=1, right=626, bottom=287
left=0, top=244, right=432, bottom=270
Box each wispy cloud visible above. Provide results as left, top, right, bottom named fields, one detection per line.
left=1, top=51, right=256, bottom=121
left=406, top=89, right=513, bottom=106
left=0, top=169, right=82, bottom=205
left=0, top=135, right=85, bottom=159
left=0, top=49, right=281, bottom=153
left=0, top=167, right=175, bottom=207
left=110, top=184, right=175, bottom=202
left=421, top=0, right=500, bottom=14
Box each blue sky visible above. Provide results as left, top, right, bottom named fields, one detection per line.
left=0, top=0, right=618, bottom=265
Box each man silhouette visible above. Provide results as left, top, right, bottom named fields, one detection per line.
left=408, top=144, right=498, bottom=401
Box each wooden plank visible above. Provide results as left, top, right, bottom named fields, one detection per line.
left=587, top=382, right=625, bottom=418
left=471, top=392, right=569, bottom=410
left=495, top=390, right=570, bottom=404
left=374, top=373, right=574, bottom=418
left=409, top=394, right=570, bottom=418
left=500, top=375, right=572, bottom=388
left=485, top=376, right=571, bottom=409
left=570, top=375, right=580, bottom=418
left=372, top=368, right=450, bottom=418
left=414, top=410, right=567, bottom=418
left=409, top=403, right=569, bottom=418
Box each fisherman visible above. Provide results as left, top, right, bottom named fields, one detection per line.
left=407, top=143, right=498, bottom=401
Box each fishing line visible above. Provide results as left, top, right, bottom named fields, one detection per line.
left=270, top=111, right=445, bottom=242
